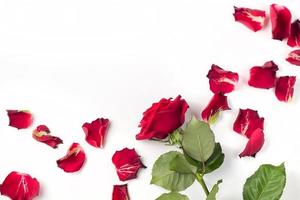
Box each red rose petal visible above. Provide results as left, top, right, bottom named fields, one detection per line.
left=201, top=93, right=230, bottom=123
left=112, top=148, right=145, bottom=181
left=239, top=128, right=265, bottom=157
left=275, top=76, right=296, bottom=102
left=112, top=184, right=130, bottom=200
left=248, top=61, right=279, bottom=89
left=0, top=171, right=40, bottom=200
left=207, top=64, right=239, bottom=94
left=287, top=20, right=300, bottom=47
left=233, top=6, right=266, bottom=32
left=32, top=125, right=63, bottom=148
left=286, top=49, right=300, bottom=66
left=270, top=4, right=292, bottom=40
left=56, top=143, right=86, bottom=173
left=136, top=95, right=189, bottom=140
left=82, top=118, right=110, bottom=148
left=7, top=110, right=33, bottom=129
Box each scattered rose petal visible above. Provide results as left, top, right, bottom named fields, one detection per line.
left=207, top=64, right=239, bottom=94
left=112, top=148, right=146, bottom=181
left=32, top=125, right=63, bottom=148
left=0, top=171, right=40, bottom=200
left=286, top=49, right=300, bottom=66
left=201, top=93, right=230, bottom=123
left=287, top=20, right=300, bottom=47
left=248, top=61, right=279, bottom=89
left=112, top=184, right=130, bottom=200
left=270, top=4, right=292, bottom=40
left=56, top=143, right=86, bottom=173
left=136, top=95, right=189, bottom=140
left=82, top=118, right=110, bottom=148
left=239, top=128, right=265, bottom=157
left=233, top=6, right=266, bottom=32
left=275, top=76, right=296, bottom=102
left=7, top=110, right=33, bottom=129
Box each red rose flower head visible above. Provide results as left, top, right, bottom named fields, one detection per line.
left=239, top=128, right=265, bottom=157
left=32, top=125, right=63, bottom=148
left=287, top=20, right=300, bottom=47
left=270, top=4, right=292, bottom=40
left=112, top=184, right=130, bottom=200
left=275, top=76, right=296, bottom=102
left=7, top=110, right=33, bottom=129
left=286, top=49, right=300, bottom=66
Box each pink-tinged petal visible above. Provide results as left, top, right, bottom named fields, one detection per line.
left=136, top=95, right=189, bottom=140
left=7, top=110, right=33, bottom=129
left=32, top=125, right=63, bottom=148
left=112, top=148, right=146, bottom=181
left=82, top=118, right=110, bottom=148
left=275, top=76, right=296, bottom=102
left=0, top=171, right=40, bottom=200
left=287, top=20, right=300, bottom=47
left=56, top=143, right=86, bottom=173
left=233, top=6, right=266, bottom=32
left=233, top=109, right=264, bottom=138
left=201, top=93, right=230, bottom=123
left=286, top=49, right=300, bottom=66
left=112, top=184, right=130, bottom=200
left=248, top=61, right=279, bottom=89
left=239, top=128, right=265, bottom=157
left=270, top=4, right=292, bottom=40
left=207, top=64, right=239, bottom=94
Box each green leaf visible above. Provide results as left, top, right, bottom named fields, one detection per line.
left=151, top=151, right=196, bottom=191
left=156, top=192, right=189, bottom=200
left=206, top=180, right=222, bottom=200
left=199, top=143, right=224, bottom=174
left=182, top=117, right=215, bottom=162
left=170, top=154, right=197, bottom=174
left=243, top=163, right=286, bottom=200
left=168, top=128, right=183, bottom=147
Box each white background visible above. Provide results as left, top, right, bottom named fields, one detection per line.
left=0, top=0, right=299, bottom=199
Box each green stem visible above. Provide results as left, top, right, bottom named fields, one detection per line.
left=196, top=173, right=210, bottom=196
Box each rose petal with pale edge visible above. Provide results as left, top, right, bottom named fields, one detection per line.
left=239, top=128, right=265, bottom=157
left=233, top=109, right=264, bottom=138
left=82, top=118, right=110, bottom=148
left=56, top=143, right=86, bottom=173
left=112, top=148, right=146, bottom=181
left=275, top=76, right=296, bottom=102
left=201, top=93, right=230, bottom=122
left=7, top=110, right=33, bottom=129
left=207, top=64, right=239, bottom=94
left=32, top=125, right=63, bottom=148
left=112, top=184, right=130, bottom=200
left=270, top=4, right=292, bottom=40
left=248, top=61, right=279, bottom=89
left=287, top=20, right=300, bottom=47
left=233, top=6, right=266, bottom=32
left=0, top=171, right=40, bottom=200
left=286, top=49, right=300, bottom=66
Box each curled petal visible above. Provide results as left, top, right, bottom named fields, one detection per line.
left=32, top=125, right=63, bottom=148
left=270, top=4, right=292, bottom=40
left=275, top=76, right=296, bottom=102
left=286, top=49, right=300, bottom=66
left=239, top=128, right=265, bottom=157
left=7, top=110, right=33, bottom=129
left=112, top=184, right=130, bottom=200
left=201, top=93, right=230, bottom=123
left=233, top=6, right=266, bottom=32
left=248, top=61, right=279, bottom=89
left=82, top=118, right=110, bottom=148
left=207, top=64, right=239, bottom=94
left=0, top=171, right=40, bottom=200
left=287, top=20, right=300, bottom=47
left=112, top=148, right=146, bottom=181
left=56, top=143, right=86, bottom=173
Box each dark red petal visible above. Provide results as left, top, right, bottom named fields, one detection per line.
left=7, top=110, right=33, bottom=129
left=248, top=61, right=279, bottom=89
left=136, top=95, right=189, bottom=140
left=287, top=20, right=300, bottom=47
left=233, top=109, right=264, bottom=138
left=82, top=118, right=110, bottom=148
left=239, top=128, right=265, bottom=157
left=0, top=171, right=40, bottom=200
left=233, top=6, right=266, bottom=32
left=286, top=49, right=300, bottom=66
left=112, top=148, right=145, bottom=181
left=207, top=64, right=239, bottom=94
left=270, top=4, right=292, bottom=40
left=112, top=184, right=130, bottom=200
left=201, top=93, right=230, bottom=122
left=32, top=125, right=63, bottom=148
left=275, top=76, right=296, bottom=102
left=56, top=143, right=86, bottom=173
